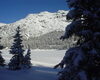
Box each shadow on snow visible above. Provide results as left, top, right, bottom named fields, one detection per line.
left=0, top=66, right=60, bottom=80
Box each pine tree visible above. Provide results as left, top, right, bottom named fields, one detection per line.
left=0, top=51, right=5, bottom=67
left=0, top=37, right=5, bottom=67
left=8, top=27, right=25, bottom=70
left=23, top=46, right=32, bottom=68
left=54, top=0, right=100, bottom=80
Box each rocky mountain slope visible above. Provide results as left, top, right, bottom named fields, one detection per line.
left=0, top=10, right=74, bottom=49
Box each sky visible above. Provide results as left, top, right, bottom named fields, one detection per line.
left=0, top=0, right=68, bottom=23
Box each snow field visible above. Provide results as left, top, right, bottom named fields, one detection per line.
left=0, top=49, right=65, bottom=80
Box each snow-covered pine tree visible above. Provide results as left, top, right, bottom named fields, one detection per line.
left=23, top=45, right=32, bottom=68
left=0, top=37, right=5, bottom=67
left=54, top=0, right=100, bottom=80
left=8, top=26, right=25, bottom=70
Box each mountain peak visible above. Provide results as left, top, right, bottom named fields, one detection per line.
left=27, top=10, right=68, bottom=18
left=0, top=10, right=69, bottom=39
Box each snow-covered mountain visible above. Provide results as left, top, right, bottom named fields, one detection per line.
left=0, top=10, right=68, bottom=38
left=0, top=23, right=6, bottom=26
left=0, top=10, right=71, bottom=49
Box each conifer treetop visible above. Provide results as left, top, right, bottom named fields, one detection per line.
left=10, top=26, right=24, bottom=55
left=61, top=0, right=100, bottom=45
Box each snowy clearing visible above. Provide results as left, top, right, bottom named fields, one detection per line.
left=0, top=49, right=66, bottom=80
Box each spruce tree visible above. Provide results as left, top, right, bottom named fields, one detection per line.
left=0, top=51, right=5, bottom=67
left=8, top=27, right=25, bottom=70
left=55, top=0, right=100, bottom=80
left=23, top=46, right=32, bottom=68
left=0, top=37, right=5, bottom=67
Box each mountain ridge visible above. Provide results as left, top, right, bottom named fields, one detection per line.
left=0, top=10, right=69, bottom=38
left=0, top=23, right=6, bottom=26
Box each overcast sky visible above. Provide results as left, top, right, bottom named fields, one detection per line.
left=0, top=0, right=68, bottom=23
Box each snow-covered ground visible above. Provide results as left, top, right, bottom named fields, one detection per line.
left=0, top=49, right=66, bottom=80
